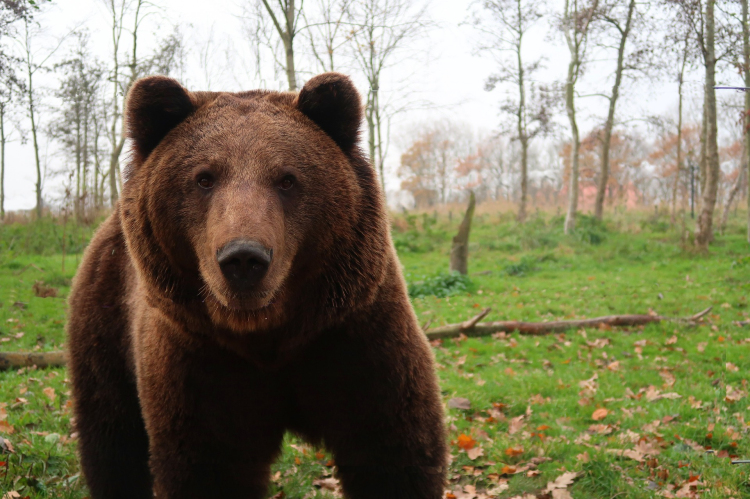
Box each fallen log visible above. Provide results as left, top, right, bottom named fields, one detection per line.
left=0, top=307, right=713, bottom=370
left=0, top=351, right=67, bottom=370
left=425, top=307, right=712, bottom=341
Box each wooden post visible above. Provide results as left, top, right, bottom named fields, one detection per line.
left=450, top=191, right=475, bottom=275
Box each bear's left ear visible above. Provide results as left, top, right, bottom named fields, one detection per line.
left=126, top=76, right=195, bottom=163
left=295, top=73, right=362, bottom=153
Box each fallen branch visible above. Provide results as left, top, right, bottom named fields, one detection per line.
left=425, top=307, right=712, bottom=341
left=0, top=351, right=68, bottom=370
left=0, top=308, right=713, bottom=370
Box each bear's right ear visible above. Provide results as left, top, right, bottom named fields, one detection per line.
left=125, top=76, right=195, bottom=163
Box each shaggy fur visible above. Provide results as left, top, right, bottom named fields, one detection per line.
left=67, top=72, right=447, bottom=499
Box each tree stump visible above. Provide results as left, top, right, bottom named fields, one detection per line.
left=449, top=191, right=475, bottom=275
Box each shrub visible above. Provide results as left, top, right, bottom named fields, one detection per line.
left=407, top=271, right=472, bottom=299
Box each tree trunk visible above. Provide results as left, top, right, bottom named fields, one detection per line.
left=564, top=56, right=579, bottom=234
left=595, top=0, right=635, bottom=221
left=516, top=3, right=528, bottom=224
left=696, top=0, right=719, bottom=250
left=28, top=69, right=42, bottom=219
left=672, top=34, right=690, bottom=222
left=0, top=103, right=5, bottom=221
left=744, top=0, right=750, bottom=244
left=450, top=191, right=476, bottom=275
left=720, top=164, right=744, bottom=234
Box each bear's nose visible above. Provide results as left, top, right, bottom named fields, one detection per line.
left=216, top=239, right=272, bottom=291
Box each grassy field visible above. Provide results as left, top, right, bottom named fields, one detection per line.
left=0, top=210, right=749, bottom=498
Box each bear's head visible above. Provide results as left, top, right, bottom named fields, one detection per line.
left=120, top=73, right=390, bottom=334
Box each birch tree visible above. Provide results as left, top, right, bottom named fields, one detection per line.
left=561, top=0, right=599, bottom=234
left=470, top=0, right=552, bottom=223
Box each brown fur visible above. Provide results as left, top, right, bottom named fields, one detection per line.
left=67, top=73, right=447, bottom=499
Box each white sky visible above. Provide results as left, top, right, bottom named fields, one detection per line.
left=1, top=0, right=742, bottom=211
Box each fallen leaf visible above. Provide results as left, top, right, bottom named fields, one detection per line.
left=0, top=421, right=14, bottom=434
left=312, top=477, right=340, bottom=492
left=726, top=385, right=747, bottom=403
left=726, top=362, right=739, bottom=373
left=467, top=447, right=484, bottom=460
left=448, top=397, right=471, bottom=410
left=508, top=416, right=524, bottom=435
left=504, top=446, right=523, bottom=457
left=457, top=433, right=477, bottom=450
left=43, top=387, right=56, bottom=402
left=659, top=370, right=676, bottom=388
left=592, top=408, right=608, bottom=421
left=545, top=471, right=579, bottom=492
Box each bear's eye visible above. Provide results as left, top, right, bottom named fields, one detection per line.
left=279, top=175, right=295, bottom=191
left=197, top=174, right=214, bottom=190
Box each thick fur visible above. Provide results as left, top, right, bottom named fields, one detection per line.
left=67, top=73, right=447, bottom=499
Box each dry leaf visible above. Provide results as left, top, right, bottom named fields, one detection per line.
left=43, top=387, right=56, bottom=402
left=504, top=446, right=524, bottom=457
left=659, top=370, right=676, bottom=388
left=312, top=477, right=340, bottom=492
left=467, top=447, right=484, bottom=460
left=508, top=416, right=524, bottom=435
left=592, top=408, right=608, bottom=421
left=726, top=362, right=739, bottom=373
left=448, top=397, right=471, bottom=410
left=0, top=421, right=14, bottom=434
left=545, top=471, right=579, bottom=492
left=457, top=434, right=477, bottom=450
left=726, top=385, right=747, bottom=403
left=552, top=491, right=573, bottom=499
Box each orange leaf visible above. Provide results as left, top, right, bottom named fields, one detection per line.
left=536, top=425, right=550, bottom=431
left=504, top=446, right=524, bottom=457
left=591, top=408, right=608, bottom=421
left=500, top=465, right=517, bottom=474
left=315, top=451, right=326, bottom=460
left=457, top=433, right=476, bottom=450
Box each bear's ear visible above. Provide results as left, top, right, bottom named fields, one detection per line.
left=295, top=73, right=362, bottom=153
left=125, top=76, right=195, bottom=162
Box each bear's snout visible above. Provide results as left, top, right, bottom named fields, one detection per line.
left=216, top=239, right=273, bottom=292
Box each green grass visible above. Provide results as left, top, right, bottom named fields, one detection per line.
left=1, top=211, right=749, bottom=498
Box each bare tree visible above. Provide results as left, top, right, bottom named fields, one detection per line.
left=304, top=0, right=353, bottom=73
left=666, top=0, right=740, bottom=249
left=347, top=0, right=430, bottom=195
left=744, top=0, right=750, bottom=243
left=255, top=0, right=304, bottom=91
left=561, top=0, right=599, bottom=234
left=669, top=28, right=693, bottom=221
left=592, top=0, right=637, bottom=220
left=470, top=0, right=553, bottom=223
left=49, top=30, right=103, bottom=221
left=19, top=13, right=68, bottom=218
left=101, top=0, right=153, bottom=206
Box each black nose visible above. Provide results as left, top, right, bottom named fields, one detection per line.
left=217, top=240, right=272, bottom=291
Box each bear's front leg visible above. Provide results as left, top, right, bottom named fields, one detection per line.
left=291, top=317, right=448, bottom=499
left=134, top=319, right=286, bottom=499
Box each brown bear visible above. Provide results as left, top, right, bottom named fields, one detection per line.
left=67, top=72, right=447, bottom=499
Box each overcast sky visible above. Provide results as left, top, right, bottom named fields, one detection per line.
left=1, top=0, right=741, bottom=211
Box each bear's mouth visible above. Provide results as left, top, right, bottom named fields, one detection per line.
left=210, top=288, right=278, bottom=312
